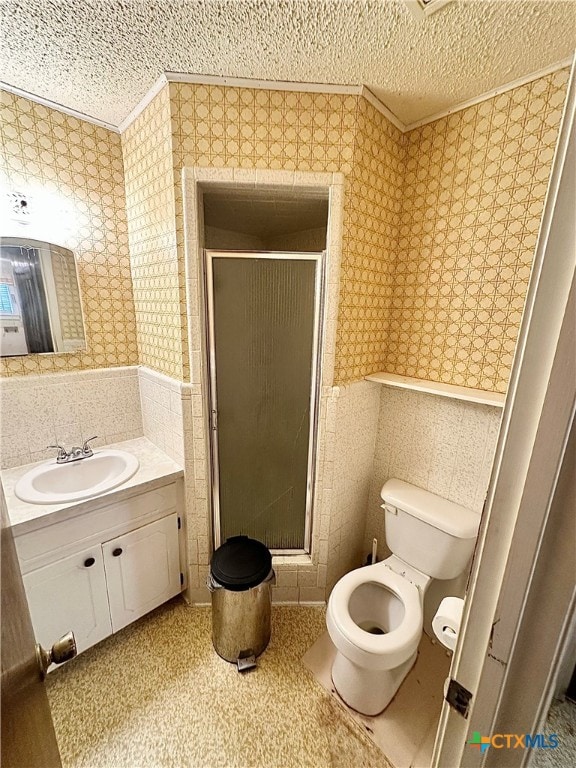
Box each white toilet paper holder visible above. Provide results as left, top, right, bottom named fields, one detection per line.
left=432, top=596, right=464, bottom=651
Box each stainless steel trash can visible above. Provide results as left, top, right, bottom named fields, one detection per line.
left=208, top=536, right=274, bottom=664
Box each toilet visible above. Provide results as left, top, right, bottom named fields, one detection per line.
left=326, top=479, right=480, bottom=716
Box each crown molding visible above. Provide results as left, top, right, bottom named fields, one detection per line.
left=403, top=55, right=574, bottom=131
left=164, top=70, right=361, bottom=96
left=360, top=87, right=405, bottom=132
left=117, top=73, right=169, bottom=134
left=3, top=55, right=573, bottom=138
left=0, top=80, right=119, bottom=133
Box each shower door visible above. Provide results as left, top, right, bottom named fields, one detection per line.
left=205, top=250, right=323, bottom=552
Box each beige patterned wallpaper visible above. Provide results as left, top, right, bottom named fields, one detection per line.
left=381, top=69, right=569, bottom=393
left=169, top=84, right=361, bottom=332
left=169, top=83, right=406, bottom=384
left=335, top=96, right=406, bottom=383
left=3, top=70, right=568, bottom=391
left=0, top=91, right=138, bottom=376
left=125, top=76, right=567, bottom=388
left=121, top=88, right=188, bottom=381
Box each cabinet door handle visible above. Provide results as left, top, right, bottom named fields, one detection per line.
left=84, top=557, right=96, bottom=568
left=112, top=548, right=123, bottom=557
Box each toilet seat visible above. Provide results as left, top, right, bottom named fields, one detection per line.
left=327, top=562, right=423, bottom=671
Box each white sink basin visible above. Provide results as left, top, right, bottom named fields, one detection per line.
left=14, top=449, right=140, bottom=505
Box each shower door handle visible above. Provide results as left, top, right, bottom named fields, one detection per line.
left=210, top=409, right=218, bottom=431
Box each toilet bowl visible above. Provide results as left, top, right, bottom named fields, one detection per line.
left=327, top=555, right=430, bottom=715
left=326, top=479, right=480, bottom=716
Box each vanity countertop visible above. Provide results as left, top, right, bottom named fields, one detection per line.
left=2, top=437, right=183, bottom=535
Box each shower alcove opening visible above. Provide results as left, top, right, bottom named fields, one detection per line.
left=183, top=168, right=344, bottom=582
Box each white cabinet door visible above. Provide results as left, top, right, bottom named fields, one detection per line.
left=23, top=546, right=112, bottom=656
left=103, top=513, right=181, bottom=633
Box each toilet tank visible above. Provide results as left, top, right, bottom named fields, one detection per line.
left=381, top=479, right=480, bottom=580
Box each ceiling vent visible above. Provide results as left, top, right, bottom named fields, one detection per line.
left=404, top=0, right=455, bottom=20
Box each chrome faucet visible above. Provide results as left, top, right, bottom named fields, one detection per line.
left=48, top=436, right=98, bottom=464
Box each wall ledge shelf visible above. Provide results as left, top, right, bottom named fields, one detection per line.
left=365, top=372, right=506, bottom=408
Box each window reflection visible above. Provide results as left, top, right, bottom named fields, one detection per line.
left=0, top=239, right=86, bottom=357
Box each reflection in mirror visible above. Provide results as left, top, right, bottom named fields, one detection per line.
left=0, top=238, right=86, bottom=357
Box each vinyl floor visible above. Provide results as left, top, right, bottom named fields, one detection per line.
left=303, top=629, right=449, bottom=768
left=47, top=598, right=390, bottom=768
left=532, top=698, right=576, bottom=768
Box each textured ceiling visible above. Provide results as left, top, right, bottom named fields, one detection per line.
left=0, top=0, right=574, bottom=128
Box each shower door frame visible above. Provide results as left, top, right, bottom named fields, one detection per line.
left=204, top=249, right=326, bottom=554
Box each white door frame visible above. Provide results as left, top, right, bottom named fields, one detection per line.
left=181, top=168, right=345, bottom=600
left=433, top=57, right=575, bottom=767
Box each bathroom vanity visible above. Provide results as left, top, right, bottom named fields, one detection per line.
left=2, top=438, right=185, bottom=662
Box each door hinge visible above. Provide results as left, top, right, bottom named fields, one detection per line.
left=180, top=572, right=184, bottom=586
left=445, top=677, right=473, bottom=719
left=177, top=516, right=181, bottom=530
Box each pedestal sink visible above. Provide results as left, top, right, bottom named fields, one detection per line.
left=14, top=450, right=140, bottom=505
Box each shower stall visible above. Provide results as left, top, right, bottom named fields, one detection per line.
left=205, top=249, right=324, bottom=552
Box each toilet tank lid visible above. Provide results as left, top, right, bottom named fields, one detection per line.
left=381, top=479, right=480, bottom=539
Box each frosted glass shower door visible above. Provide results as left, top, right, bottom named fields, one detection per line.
left=206, top=251, right=322, bottom=551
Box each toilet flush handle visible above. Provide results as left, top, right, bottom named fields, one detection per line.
left=381, top=503, right=397, bottom=515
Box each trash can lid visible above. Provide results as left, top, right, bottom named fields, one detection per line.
left=210, top=536, right=272, bottom=591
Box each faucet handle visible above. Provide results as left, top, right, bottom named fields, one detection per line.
left=82, top=435, right=98, bottom=454
left=48, top=444, right=68, bottom=462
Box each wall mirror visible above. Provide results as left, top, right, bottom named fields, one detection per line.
left=0, top=237, right=86, bottom=357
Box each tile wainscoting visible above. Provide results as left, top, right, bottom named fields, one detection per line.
left=325, top=380, right=381, bottom=591
left=0, top=364, right=502, bottom=607
left=0, top=366, right=143, bottom=469
left=0, top=362, right=374, bottom=604
left=181, top=379, right=383, bottom=605
left=137, top=365, right=342, bottom=605
left=364, top=385, right=502, bottom=560
left=138, top=366, right=188, bottom=467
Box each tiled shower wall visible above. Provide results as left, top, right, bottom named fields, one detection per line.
left=205, top=226, right=327, bottom=252
left=181, top=167, right=347, bottom=605
left=267, top=227, right=327, bottom=252
left=204, top=226, right=263, bottom=250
